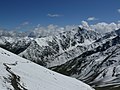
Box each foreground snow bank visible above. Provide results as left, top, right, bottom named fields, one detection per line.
left=0, top=47, right=94, bottom=90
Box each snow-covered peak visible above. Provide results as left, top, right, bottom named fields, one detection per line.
left=81, top=21, right=92, bottom=30
left=0, top=47, right=94, bottom=90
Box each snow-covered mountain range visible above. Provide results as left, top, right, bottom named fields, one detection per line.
left=1, top=22, right=120, bottom=89
left=19, top=27, right=101, bottom=67
left=0, top=47, right=94, bottom=90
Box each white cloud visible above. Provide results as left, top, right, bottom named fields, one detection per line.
left=47, top=14, right=62, bottom=17
left=90, top=22, right=118, bottom=34
left=21, top=21, right=29, bottom=26
left=15, top=21, right=30, bottom=30
left=87, top=17, right=98, bottom=21
left=32, top=21, right=120, bottom=37
left=118, top=9, right=120, bottom=13
left=118, top=20, right=120, bottom=23
left=32, top=24, right=63, bottom=37
left=31, top=24, right=78, bottom=37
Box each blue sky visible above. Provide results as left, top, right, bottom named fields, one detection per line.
left=0, top=0, right=120, bottom=30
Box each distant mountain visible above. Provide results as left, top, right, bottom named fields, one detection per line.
left=51, top=29, right=120, bottom=88
left=0, top=47, right=94, bottom=90
left=19, top=27, right=101, bottom=67
left=0, top=36, right=31, bottom=54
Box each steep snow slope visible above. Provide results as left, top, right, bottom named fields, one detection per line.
left=0, top=47, right=94, bottom=90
